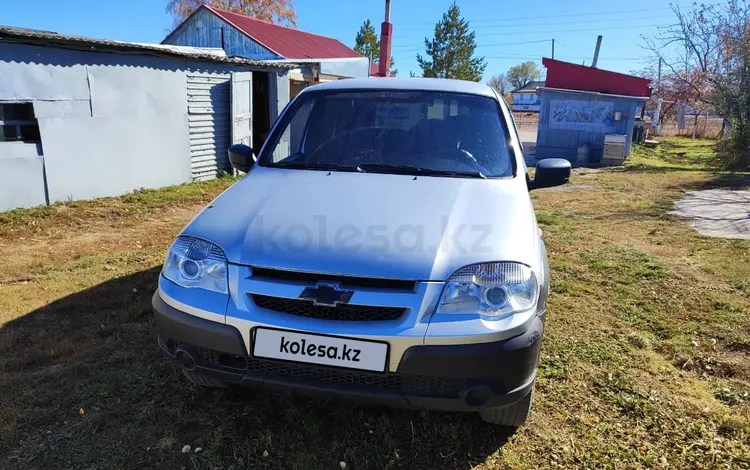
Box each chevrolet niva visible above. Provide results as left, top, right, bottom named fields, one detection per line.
left=153, top=78, right=570, bottom=426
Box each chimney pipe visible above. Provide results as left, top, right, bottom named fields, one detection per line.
left=378, top=0, right=392, bottom=77
left=591, top=35, right=602, bottom=68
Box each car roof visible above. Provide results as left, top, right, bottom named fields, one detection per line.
left=303, top=77, right=497, bottom=99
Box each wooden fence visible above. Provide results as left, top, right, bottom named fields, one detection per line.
left=513, top=111, right=723, bottom=139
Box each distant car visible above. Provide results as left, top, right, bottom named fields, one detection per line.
left=153, top=78, right=570, bottom=426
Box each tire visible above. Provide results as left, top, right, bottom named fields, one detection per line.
left=479, top=388, right=533, bottom=426
left=181, top=369, right=229, bottom=388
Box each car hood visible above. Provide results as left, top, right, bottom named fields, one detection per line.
left=182, top=166, right=539, bottom=281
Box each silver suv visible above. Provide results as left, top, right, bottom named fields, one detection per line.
left=153, top=78, right=570, bottom=426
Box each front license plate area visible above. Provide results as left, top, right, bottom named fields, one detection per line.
left=252, top=327, right=389, bottom=373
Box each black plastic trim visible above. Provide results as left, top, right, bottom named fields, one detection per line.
left=397, top=316, right=544, bottom=381
left=152, top=291, right=247, bottom=356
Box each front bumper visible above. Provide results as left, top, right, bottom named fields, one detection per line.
left=153, top=292, right=542, bottom=411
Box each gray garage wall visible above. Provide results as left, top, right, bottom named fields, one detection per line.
left=0, top=43, right=193, bottom=209
left=0, top=143, right=46, bottom=211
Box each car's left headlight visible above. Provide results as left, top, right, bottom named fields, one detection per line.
left=162, top=236, right=228, bottom=294
left=436, top=262, right=538, bottom=318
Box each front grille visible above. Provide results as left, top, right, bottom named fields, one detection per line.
left=251, top=267, right=416, bottom=291
left=246, top=357, right=467, bottom=397
left=252, top=294, right=407, bottom=322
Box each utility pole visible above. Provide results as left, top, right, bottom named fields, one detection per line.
left=654, top=57, right=663, bottom=136
left=551, top=38, right=555, bottom=60
left=591, top=35, right=602, bottom=68
left=378, top=0, right=393, bottom=78
left=657, top=57, right=662, bottom=90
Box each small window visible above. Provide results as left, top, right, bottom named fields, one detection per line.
left=0, top=103, right=40, bottom=143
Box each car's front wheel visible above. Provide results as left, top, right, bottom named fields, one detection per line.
left=181, top=369, right=229, bottom=388
left=478, top=388, right=533, bottom=426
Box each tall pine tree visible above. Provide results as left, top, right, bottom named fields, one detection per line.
left=354, top=19, right=397, bottom=75
left=354, top=20, right=379, bottom=61
left=416, top=3, right=486, bottom=81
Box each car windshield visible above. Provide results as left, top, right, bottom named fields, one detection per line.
left=259, top=90, right=515, bottom=178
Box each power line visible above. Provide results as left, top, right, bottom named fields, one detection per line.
left=391, top=24, right=663, bottom=53
left=392, top=3, right=713, bottom=26
left=392, top=38, right=551, bottom=50
left=481, top=55, right=649, bottom=61
left=393, top=15, right=675, bottom=37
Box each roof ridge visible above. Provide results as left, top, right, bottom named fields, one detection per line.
left=208, top=6, right=349, bottom=42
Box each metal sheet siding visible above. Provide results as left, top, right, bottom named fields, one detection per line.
left=165, top=8, right=280, bottom=60
left=187, top=72, right=232, bottom=180
left=535, top=89, right=640, bottom=161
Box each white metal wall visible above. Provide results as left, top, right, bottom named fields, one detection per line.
left=187, top=72, right=232, bottom=181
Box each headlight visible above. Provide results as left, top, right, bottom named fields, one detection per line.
left=163, top=236, right=228, bottom=294
left=437, top=262, right=538, bottom=318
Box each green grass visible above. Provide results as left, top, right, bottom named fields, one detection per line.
left=1, top=138, right=749, bottom=469
left=628, top=136, right=719, bottom=170
left=0, top=176, right=239, bottom=238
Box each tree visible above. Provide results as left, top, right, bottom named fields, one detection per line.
left=644, top=0, right=750, bottom=169
left=506, top=61, right=542, bottom=90
left=167, top=0, right=296, bottom=28
left=416, top=2, right=486, bottom=81
left=486, top=73, right=508, bottom=95
left=354, top=19, right=397, bottom=75
left=632, top=64, right=711, bottom=128
left=354, top=20, right=379, bottom=61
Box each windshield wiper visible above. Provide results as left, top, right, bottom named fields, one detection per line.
left=358, top=164, right=487, bottom=179
left=271, top=161, right=364, bottom=173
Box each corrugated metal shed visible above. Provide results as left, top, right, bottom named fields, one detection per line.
left=186, top=72, right=232, bottom=181
left=542, top=58, right=651, bottom=97
left=535, top=87, right=647, bottom=163
left=0, top=25, right=296, bottom=69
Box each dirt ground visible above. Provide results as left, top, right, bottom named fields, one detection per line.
left=0, top=138, right=749, bottom=469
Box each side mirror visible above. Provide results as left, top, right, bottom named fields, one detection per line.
left=528, top=158, right=571, bottom=190
left=228, top=144, right=256, bottom=173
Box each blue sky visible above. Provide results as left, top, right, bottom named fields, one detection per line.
left=2, top=0, right=687, bottom=80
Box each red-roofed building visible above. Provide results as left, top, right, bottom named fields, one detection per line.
left=542, top=58, right=650, bottom=97
left=163, top=5, right=370, bottom=97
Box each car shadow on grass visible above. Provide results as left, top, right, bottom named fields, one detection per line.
left=0, top=267, right=516, bottom=470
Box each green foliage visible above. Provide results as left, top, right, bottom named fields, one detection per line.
left=506, top=61, right=542, bottom=90
left=716, top=128, right=750, bottom=169
left=354, top=19, right=397, bottom=75
left=354, top=19, right=378, bottom=60
left=416, top=2, right=486, bottom=81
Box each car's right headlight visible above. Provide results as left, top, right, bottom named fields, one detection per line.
left=162, top=236, right=228, bottom=294
left=436, top=262, right=538, bottom=319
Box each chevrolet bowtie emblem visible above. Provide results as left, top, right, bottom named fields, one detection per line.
left=298, top=282, right=354, bottom=307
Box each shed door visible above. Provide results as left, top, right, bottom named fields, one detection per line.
left=231, top=71, right=253, bottom=148
left=187, top=72, right=231, bottom=181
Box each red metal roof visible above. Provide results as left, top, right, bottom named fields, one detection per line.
left=206, top=6, right=362, bottom=60
left=542, top=58, right=651, bottom=97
